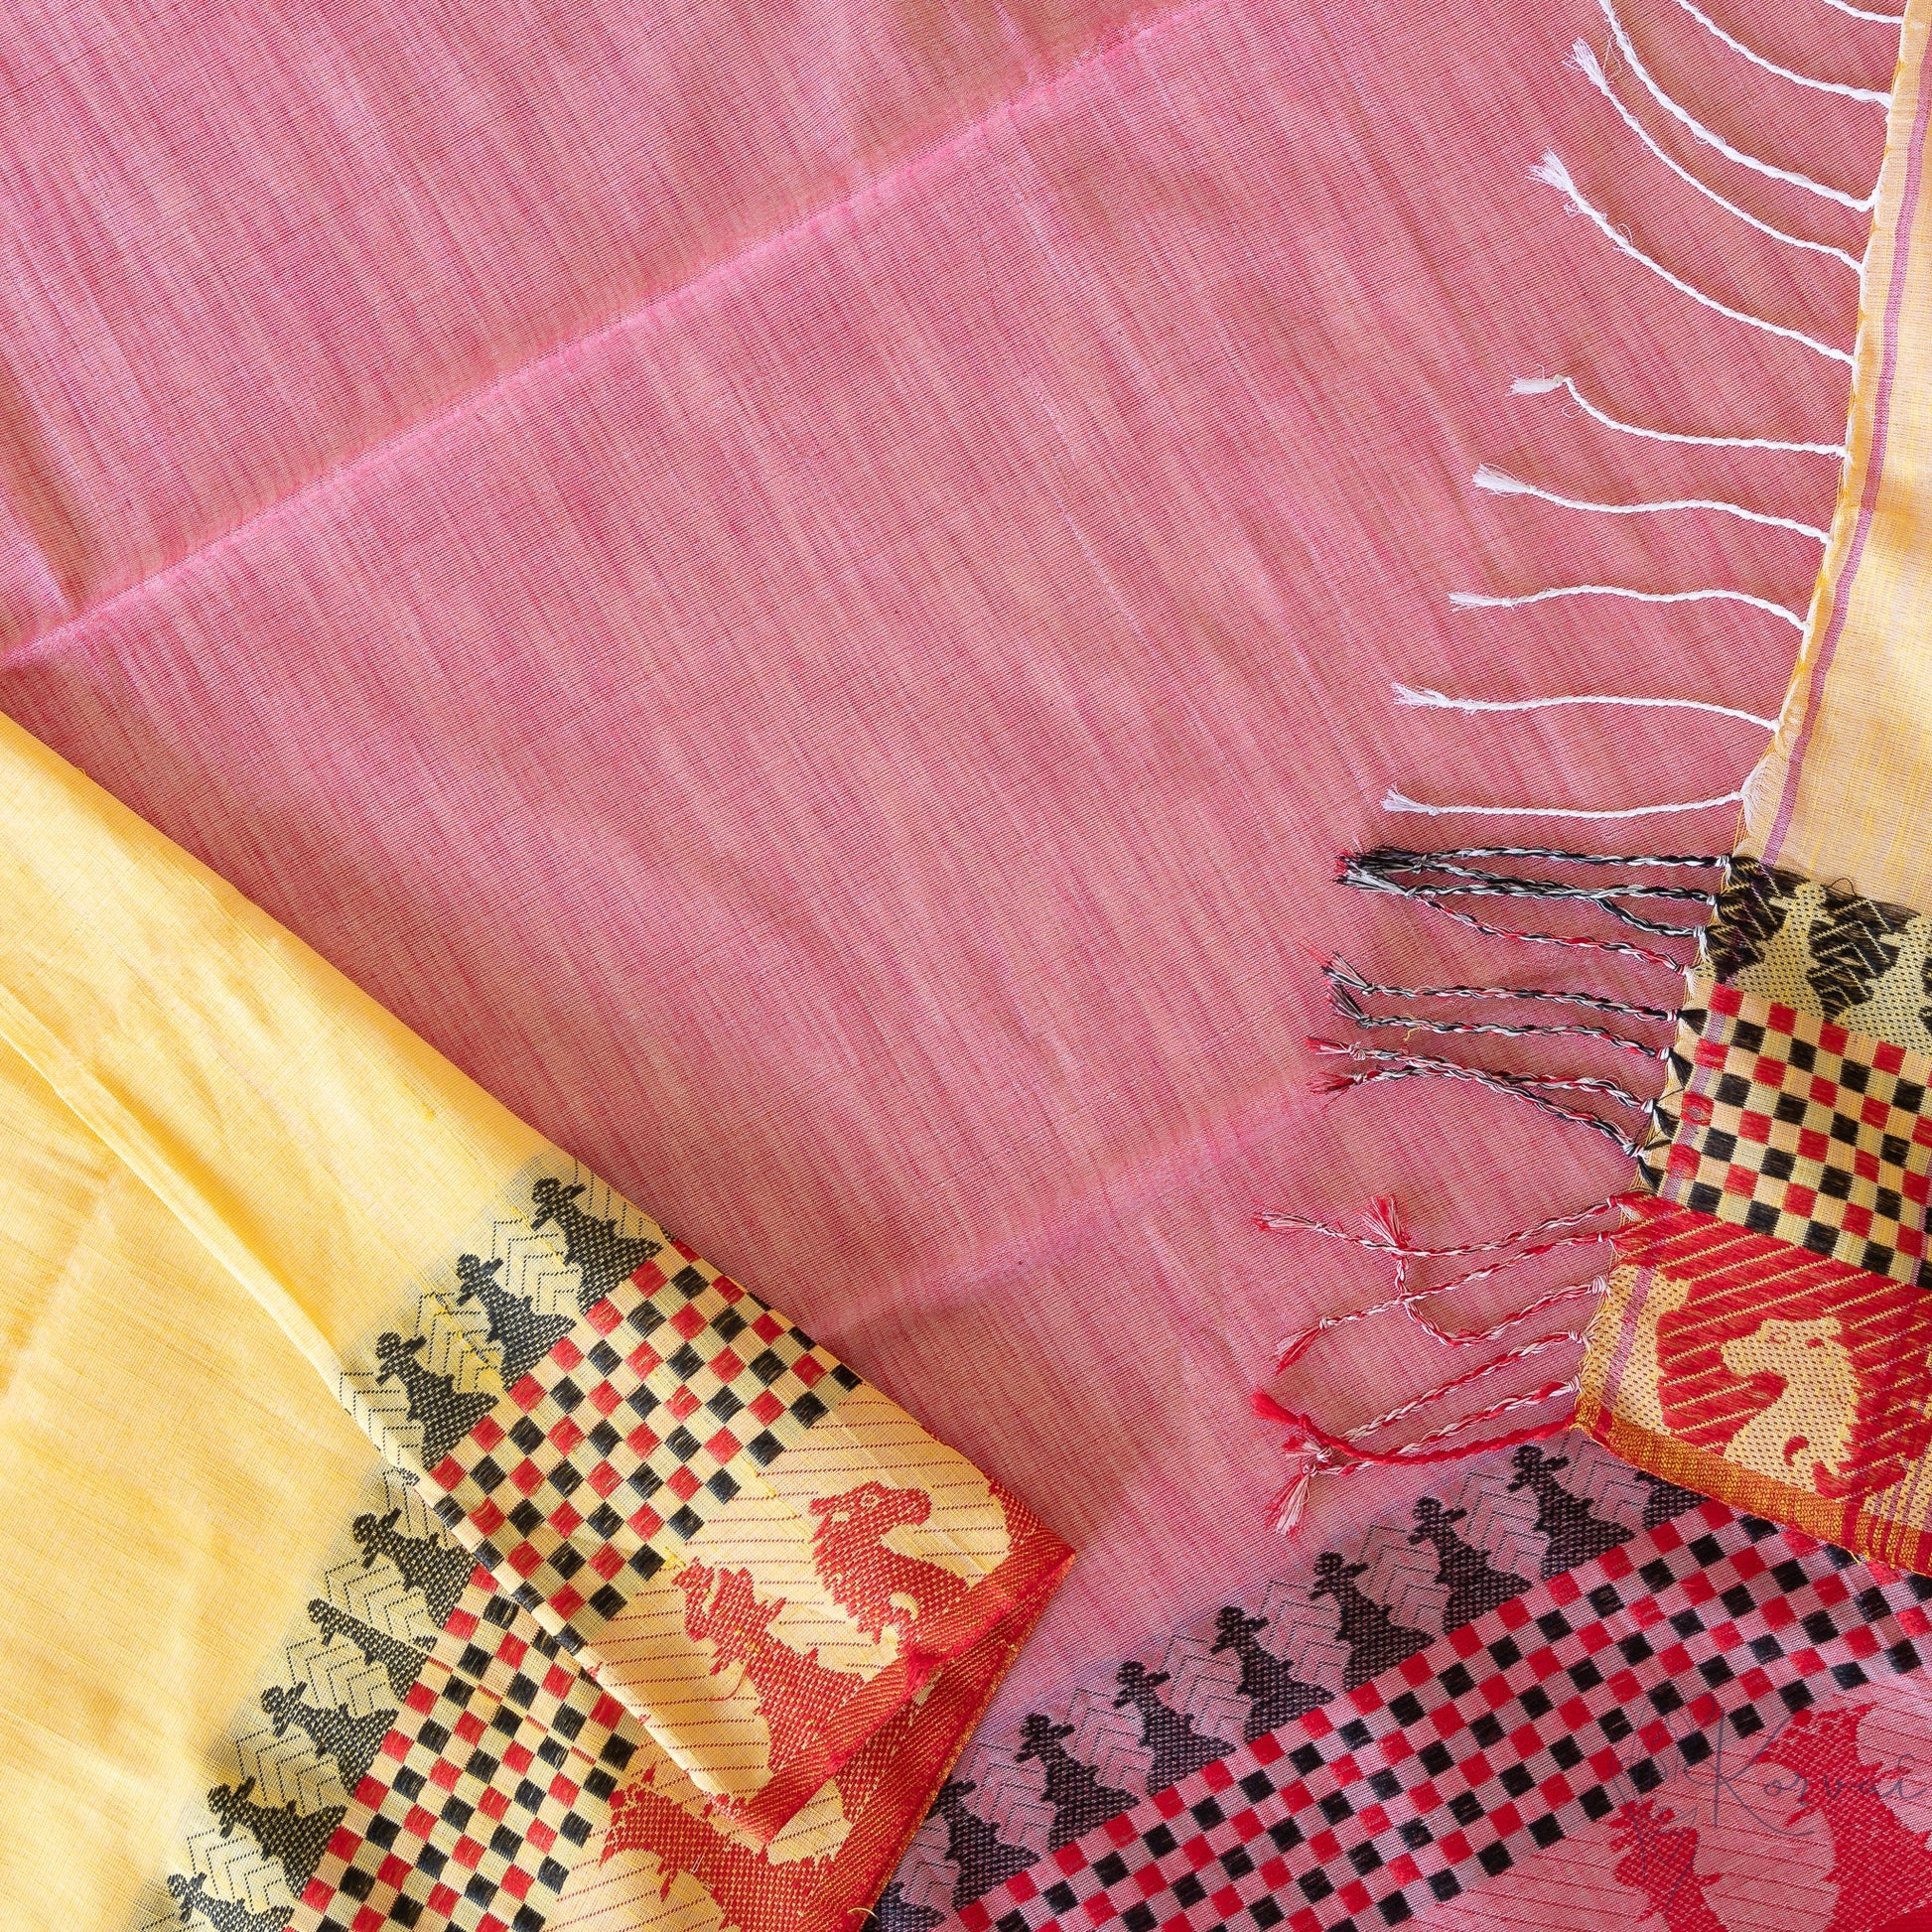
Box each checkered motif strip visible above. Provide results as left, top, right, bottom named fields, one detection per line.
left=297, top=1570, right=636, bottom=1932
left=949, top=1508, right=1932, bottom=1932
left=1638, top=979, right=1932, bottom=1284
left=426, top=1241, right=860, bottom=1652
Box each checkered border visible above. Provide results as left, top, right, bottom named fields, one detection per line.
left=297, top=1569, right=638, bottom=1932
left=425, top=1238, right=861, bottom=1652
left=946, top=1506, right=1932, bottom=1932
left=1639, top=980, right=1932, bottom=1283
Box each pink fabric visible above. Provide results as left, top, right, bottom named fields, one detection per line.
left=0, top=0, right=1889, bottom=1764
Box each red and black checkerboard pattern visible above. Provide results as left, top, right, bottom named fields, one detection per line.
left=1639, top=980, right=1932, bottom=1284
left=297, top=1567, right=639, bottom=1932
left=948, top=1504, right=1932, bottom=1932
left=423, top=1239, right=861, bottom=1657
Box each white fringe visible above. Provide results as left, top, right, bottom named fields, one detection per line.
left=1569, top=41, right=1864, bottom=269
left=1392, top=682, right=1778, bottom=730
left=1384, top=786, right=1744, bottom=819
left=1449, top=585, right=1806, bottom=628
left=1599, top=0, right=1878, bottom=210
left=1666, top=0, right=1889, bottom=102
left=1473, top=462, right=1830, bottom=541
left=1533, top=153, right=1855, bottom=366
left=1820, top=0, right=1904, bottom=19
left=1511, top=374, right=1846, bottom=457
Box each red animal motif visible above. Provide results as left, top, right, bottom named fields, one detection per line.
left=806, top=1481, right=968, bottom=1642
left=1608, top=1800, right=1729, bottom=1932
left=677, top=1562, right=863, bottom=1768
left=605, top=1767, right=816, bottom=1932
left=1754, top=1704, right=1932, bottom=1932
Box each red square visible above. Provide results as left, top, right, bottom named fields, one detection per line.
left=628, top=1504, right=663, bottom=1539
left=667, top=1386, right=701, bottom=1421
left=589, top=1460, right=621, bottom=1498
left=511, top=1373, right=544, bottom=1411
left=667, top=1465, right=701, bottom=1501
left=479, top=1784, right=510, bottom=1821
left=750, top=1389, right=783, bottom=1426
left=591, top=1542, right=624, bottom=1581
left=712, top=1346, right=746, bottom=1383
left=550, top=1501, right=583, bottom=1538
left=796, top=1353, right=826, bottom=1386
left=512, top=1460, right=543, bottom=1496
left=457, top=1710, right=485, bottom=1745
left=1875, top=1040, right=1908, bottom=1075
left=671, top=1303, right=707, bottom=1340
left=507, top=1541, right=541, bottom=1577
left=545, top=1661, right=575, bottom=1698
left=626, top=1423, right=659, bottom=1456
left=527, top=1818, right=557, bottom=1852
left=1010, top=1870, right=1037, bottom=1903
left=1438, top=1831, right=1470, bottom=1865
left=554, top=1338, right=584, bottom=1371
left=706, top=1427, right=741, bottom=1461
left=500, top=1864, right=534, bottom=1900
left=1843, top=1204, right=1875, bottom=1238
left=589, top=1298, right=622, bottom=1334
left=1819, top=1020, right=1850, bottom=1056
left=1735, top=1108, right=1773, bottom=1145
left=591, top=1381, right=621, bottom=1417
left=626, top=1342, right=662, bottom=1377
left=430, top=1757, right=461, bottom=1791
left=552, top=1585, right=585, bottom=1618
left=428, top=1886, right=459, bottom=1918
left=1711, top=983, right=1745, bottom=1017
left=753, top=1312, right=784, bottom=1342
left=1496, top=1593, right=1532, bottom=1631
left=504, top=1740, right=535, bottom=1773
left=551, top=1416, right=585, bottom=1455
left=353, top=1905, right=384, bottom=1932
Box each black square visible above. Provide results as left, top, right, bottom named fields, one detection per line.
left=1318, top=1791, right=1353, bottom=1826
left=1679, top=1732, right=1713, bottom=1766
left=665, top=1343, right=704, bottom=1380
left=1650, top=1682, right=1684, bottom=1716
left=1551, top=1735, right=1584, bottom=1771
left=1122, top=1904, right=1155, bottom=1932
left=1569, top=1659, right=1603, bottom=1694
left=1537, top=1609, right=1574, bottom=1642
left=749, top=1349, right=786, bottom=1385
left=1579, top=1785, right=1613, bottom=1822
left=537, top=1857, right=571, bottom=1892
left=1529, top=1814, right=1565, bottom=1849
left=1252, top=1901, right=1285, bottom=1931
left=1833, top=1662, right=1870, bottom=1691
left=1449, top=1792, right=1483, bottom=1828
left=1441, top=1662, right=1474, bottom=1700
left=1804, top=1609, right=1841, bottom=1645
left=1476, top=1843, right=1513, bottom=1877
left=1267, top=1817, right=1304, bottom=1854
left=1729, top=1706, right=1765, bottom=1738
left=1751, top=1633, right=1783, bottom=1663
left=1398, top=1819, right=1431, bottom=1851
left=508, top=1500, right=544, bottom=1537
left=746, top=1430, right=784, bottom=1466
left=1338, top=1719, right=1372, bottom=1749
left=442, top=1796, right=475, bottom=1831
left=1889, top=1639, right=1923, bottom=1674
left=714, top=1308, right=748, bottom=1342
left=512, top=1908, right=545, bottom=1932
left=559, top=1811, right=593, bottom=1847
left=554, top=1705, right=586, bottom=1740
left=490, top=1823, right=522, bottom=1860
left=391, top=1899, right=424, bottom=1929
left=1520, top=1686, right=1554, bottom=1722
left=1291, top=1743, right=1324, bottom=1777
left=1221, top=1847, right=1255, bottom=1880
left=551, top=1377, right=584, bottom=1413
left=1640, top=1561, right=1675, bottom=1593
left=509, top=1417, right=545, bottom=1454
left=1699, top=1656, right=1734, bottom=1690
left=339, top=1867, right=374, bottom=1901
left=1368, top=1768, right=1402, bottom=1801
left=1173, top=1873, right=1207, bottom=1908
left=1419, top=1740, right=1452, bottom=1778
left=1618, top=1633, right=1654, bottom=1666
left=794, top=1390, right=828, bottom=1428
left=1298, top=1869, right=1334, bottom=1903
left=1628, top=1759, right=1663, bottom=1794
left=630, top=1545, right=664, bottom=1580
left=668, top=1506, right=703, bottom=1539
left=1191, top=1796, right=1226, bottom=1829
left=1144, top=1824, right=1176, bottom=1859
left=1688, top=1535, right=1724, bottom=1567
left=1601, top=1709, right=1633, bottom=1744
left=583, top=1768, right=619, bottom=1803
left=1093, top=1854, right=1128, bottom=1888
left=1587, top=1583, right=1622, bottom=1617
left=1044, top=1883, right=1078, bottom=1913
left=1470, top=1713, right=1503, bottom=1749
left=1239, top=1769, right=1273, bottom=1803
left=1428, top=1871, right=1462, bottom=1903
left=1499, top=1763, right=1534, bottom=1799
left=708, top=1470, right=741, bottom=1504
left=1487, top=1636, right=1522, bottom=1671
left=1378, top=1893, right=1412, bottom=1926
left=670, top=1265, right=707, bottom=1298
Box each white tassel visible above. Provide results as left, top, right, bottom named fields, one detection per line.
left=1473, top=462, right=1830, bottom=541
left=1666, top=0, right=1889, bottom=103
left=1393, top=682, right=1777, bottom=729
left=1533, top=153, right=1855, bottom=366
left=1568, top=41, right=1863, bottom=270
left=1384, top=786, right=1743, bottom=819
left=1511, top=373, right=1845, bottom=457
left=1449, top=585, right=1806, bottom=628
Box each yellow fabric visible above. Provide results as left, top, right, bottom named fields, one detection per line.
left=0, top=709, right=1067, bottom=1932
left=0, top=1030, right=383, bottom=1932
left=1740, top=0, right=1932, bottom=904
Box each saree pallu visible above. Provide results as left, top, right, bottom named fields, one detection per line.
left=0, top=711, right=1069, bottom=1932
left=1582, top=0, right=1932, bottom=1570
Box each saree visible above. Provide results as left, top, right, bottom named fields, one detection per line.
left=0, top=710, right=1069, bottom=1929
left=0, top=0, right=1925, bottom=1930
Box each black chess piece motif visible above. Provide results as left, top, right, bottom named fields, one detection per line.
left=1208, top=1605, right=1331, bottom=1739
left=530, top=1177, right=663, bottom=1314
left=1111, top=1660, right=1231, bottom=1790
left=1631, top=1467, right=1704, bottom=1530
left=1807, top=887, right=1911, bottom=1019
left=869, top=1880, right=944, bottom=1932
left=350, top=1505, right=477, bottom=1627
left=1703, top=856, right=1791, bottom=983
left=260, top=1682, right=397, bottom=1792
left=453, top=1252, right=575, bottom=1384
left=929, top=1780, right=1036, bottom=1906
left=371, top=1330, right=497, bottom=1469
left=307, top=1598, right=434, bottom=1701
left=1409, top=1497, right=1529, bottom=1630
left=1309, top=1552, right=1433, bottom=1689
left=1016, top=1713, right=1136, bottom=1851
left=165, top=1872, right=291, bottom=1932
left=205, top=1779, right=345, bottom=1890
left=1507, top=1444, right=1634, bottom=1578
